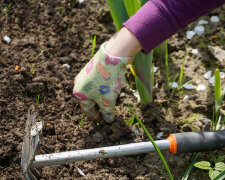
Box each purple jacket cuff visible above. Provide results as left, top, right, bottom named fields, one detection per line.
left=123, top=0, right=225, bottom=54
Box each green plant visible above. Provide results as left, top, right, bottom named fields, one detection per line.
left=27, top=63, right=37, bottom=74
left=89, top=35, right=96, bottom=56
left=19, top=84, right=25, bottom=91
left=73, top=103, right=78, bottom=116
left=57, top=6, right=65, bottom=18
left=182, top=152, right=201, bottom=180
left=1, top=3, right=12, bottom=16
left=212, top=69, right=225, bottom=130
left=106, top=0, right=154, bottom=107
left=194, top=160, right=225, bottom=180
left=36, top=94, right=40, bottom=105
left=129, top=105, right=173, bottom=180
left=79, top=114, right=84, bottom=127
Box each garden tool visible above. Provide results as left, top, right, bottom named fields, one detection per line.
left=21, top=107, right=225, bottom=180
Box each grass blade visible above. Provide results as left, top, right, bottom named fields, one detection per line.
left=128, top=105, right=173, bottom=180
left=213, top=170, right=225, bottom=180
left=123, top=0, right=140, bottom=17
left=182, top=152, right=201, bottom=180
left=215, top=69, right=221, bottom=108
left=179, top=56, right=186, bottom=86
left=165, top=41, right=170, bottom=89
left=106, top=0, right=129, bottom=30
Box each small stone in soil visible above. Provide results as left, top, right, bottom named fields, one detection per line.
left=62, top=64, right=71, bottom=70
left=194, top=25, right=205, bottom=35
left=183, top=95, right=189, bottom=102
left=196, top=84, right=206, bottom=91
left=210, top=16, right=219, bottom=23
left=203, top=70, right=212, bottom=79
left=169, top=82, right=178, bottom=89
left=156, top=132, right=163, bottom=139
left=198, top=19, right=208, bottom=25
left=186, top=31, right=196, bottom=39
left=209, top=76, right=215, bottom=86
left=3, top=35, right=11, bottom=44
left=77, top=167, right=85, bottom=176
left=184, top=83, right=194, bottom=90
left=191, top=49, right=199, bottom=55
left=153, top=66, right=159, bottom=73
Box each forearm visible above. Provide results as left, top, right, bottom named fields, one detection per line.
left=123, top=0, right=225, bottom=54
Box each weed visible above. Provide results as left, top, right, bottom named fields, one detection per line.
left=89, top=35, right=96, bottom=56
left=57, top=6, right=65, bottom=18
left=128, top=105, right=173, bottom=180
left=194, top=160, right=225, bottom=180
left=126, top=117, right=134, bottom=126
left=1, top=3, right=12, bottom=16
left=73, top=103, right=78, bottom=115
left=36, top=94, right=40, bottom=105
left=27, top=63, right=37, bottom=74
left=19, top=84, right=25, bottom=91
left=79, top=114, right=84, bottom=127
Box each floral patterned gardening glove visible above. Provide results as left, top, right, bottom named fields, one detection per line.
left=73, top=42, right=133, bottom=123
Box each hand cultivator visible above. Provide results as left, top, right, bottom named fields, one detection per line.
left=21, top=107, right=225, bottom=179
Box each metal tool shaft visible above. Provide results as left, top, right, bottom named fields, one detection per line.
left=31, top=140, right=170, bottom=168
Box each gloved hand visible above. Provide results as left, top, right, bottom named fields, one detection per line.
left=73, top=42, right=133, bottom=123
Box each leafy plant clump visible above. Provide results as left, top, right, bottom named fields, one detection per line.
left=194, top=160, right=225, bottom=180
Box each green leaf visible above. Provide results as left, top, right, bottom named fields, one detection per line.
left=123, top=0, right=140, bottom=17
left=182, top=152, right=201, bottom=180
left=215, top=69, right=222, bottom=107
left=194, top=161, right=212, bottom=170
left=212, top=156, right=218, bottom=163
left=140, top=0, right=148, bottom=6
left=106, top=0, right=129, bottom=30
left=209, top=170, right=220, bottom=180
left=213, top=170, right=225, bottom=180
left=218, top=156, right=225, bottom=162
left=215, top=162, right=225, bottom=171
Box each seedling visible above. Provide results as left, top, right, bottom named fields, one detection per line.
left=36, top=94, right=40, bottom=105
left=194, top=161, right=225, bottom=180
left=79, top=114, right=84, bottom=127
left=89, top=35, right=96, bottom=56
left=73, top=103, right=78, bottom=116
left=57, top=6, right=65, bottom=18
left=20, top=84, right=25, bottom=91
left=1, top=3, right=12, bottom=16
left=128, top=105, right=173, bottom=180
left=212, top=69, right=225, bottom=130
left=27, top=63, right=37, bottom=74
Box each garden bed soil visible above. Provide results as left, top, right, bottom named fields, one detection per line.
left=0, top=0, right=225, bottom=179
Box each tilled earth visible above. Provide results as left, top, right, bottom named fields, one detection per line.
left=0, top=0, right=225, bottom=179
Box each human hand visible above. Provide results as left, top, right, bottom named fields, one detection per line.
left=73, top=42, right=133, bottom=123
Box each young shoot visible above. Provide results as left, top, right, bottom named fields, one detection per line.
left=57, top=6, right=65, bottom=18
left=79, top=114, right=84, bottom=127
left=36, top=94, right=40, bottom=105
left=89, top=35, right=96, bottom=57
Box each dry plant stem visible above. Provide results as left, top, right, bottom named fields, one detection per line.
left=105, top=27, right=142, bottom=57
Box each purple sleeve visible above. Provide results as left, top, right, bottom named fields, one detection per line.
left=123, top=0, right=225, bottom=54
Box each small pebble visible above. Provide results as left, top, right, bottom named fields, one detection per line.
left=198, top=20, right=208, bottom=25
left=62, top=64, right=71, bottom=69
left=209, top=76, right=215, bottom=85
left=186, top=31, right=196, bottom=39
left=183, top=95, right=189, bottom=102
left=133, top=91, right=140, bottom=103
left=184, top=83, right=194, bottom=90
left=3, top=35, right=11, bottom=44
left=153, top=66, right=159, bottom=73
left=30, top=121, right=43, bottom=136
left=191, top=49, right=199, bottom=55
left=77, top=167, right=85, bottom=176
left=156, top=132, right=163, bottom=139
left=203, top=71, right=212, bottom=80
left=196, top=84, right=206, bottom=91
left=194, top=26, right=205, bottom=35
left=120, top=92, right=125, bottom=97
left=210, top=16, right=219, bottom=23
left=169, top=82, right=178, bottom=89
left=79, top=0, right=87, bottom=3
left=220, top=72, right=225, bottom=79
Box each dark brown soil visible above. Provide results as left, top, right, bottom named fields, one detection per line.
left=0, top=0, right=225, bottom=179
